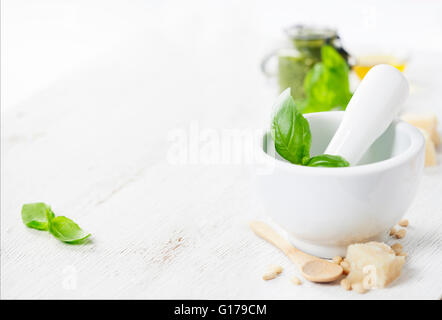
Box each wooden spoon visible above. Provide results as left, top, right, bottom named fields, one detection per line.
left=250, top=221, right=343, bottom=283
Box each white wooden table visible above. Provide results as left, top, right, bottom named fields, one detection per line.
left=1, top=0, right=442, bottom=299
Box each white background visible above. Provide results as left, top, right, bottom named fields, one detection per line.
left=1, top=0, right=442, bottom=299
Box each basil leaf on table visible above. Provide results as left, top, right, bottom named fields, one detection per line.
left=306, top=154, right=350, bottom=167
left=21, top=202, right=53, bottom=230
left=21, top=202, right=91, bottom=244
left=48, top=216, right=91, bottom=243
left=302, top=45, right=352, bottom=113
left=271, top=88, right=311, bottom=165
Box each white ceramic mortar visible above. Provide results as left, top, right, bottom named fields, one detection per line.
left=254, top=111, right=425, bottom=258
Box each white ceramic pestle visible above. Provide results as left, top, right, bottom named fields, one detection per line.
left=324, top=64, right=409, bottom=166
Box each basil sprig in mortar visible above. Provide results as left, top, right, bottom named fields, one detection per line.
left=271, top=88, right=349, bottom=168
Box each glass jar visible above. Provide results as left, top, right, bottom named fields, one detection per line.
left=262, top=25, right=349, bottom=101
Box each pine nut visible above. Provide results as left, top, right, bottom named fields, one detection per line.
left=391, top=243, right=403, bottom=255
left=352, top=282, right=366, bottom=294
left=332, top=256, right=343, bottom=264
left=340, top=261, right=351, bottom=275
left=291, top=276, right=302, bottom=285
left=262, top=265, right=283, bottom=281
left=398, top=219, right=409, bottom=227
left=394, top=229, right=406, bottom=239
left=389, top=227, right=397, bottom=236
left=340, top=278, right=351, bottom=290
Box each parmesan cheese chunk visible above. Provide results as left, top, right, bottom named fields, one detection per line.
left=401, top=113, right=440, bottom=146
left=419, top=128, right=437, bottom=167
left=345, top=242, right=405, bottom=290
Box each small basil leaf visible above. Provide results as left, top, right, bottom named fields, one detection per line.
left=271, top=88, right=312, bottom=164
left=21, top=202, right=52, bottom=230
left=306, top=154, right=350, bottom=167
left=48, top=216, right=91, bottom=244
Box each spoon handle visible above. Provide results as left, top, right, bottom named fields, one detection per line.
left=249, top=221, right=316, bottom=267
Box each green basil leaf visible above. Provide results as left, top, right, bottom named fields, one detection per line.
left=271, top=88, right=311, bottom=164
left=306, top=154, right=350, bottom=167
left=321, top=45, right=348, bottom=69
left=48, top=216, right=91, bottom=244
left=21, top=202, right=52, bottom=230
left=47, top=207, right=55, bottom=221
left=302, top=45, right=352, bottom=113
